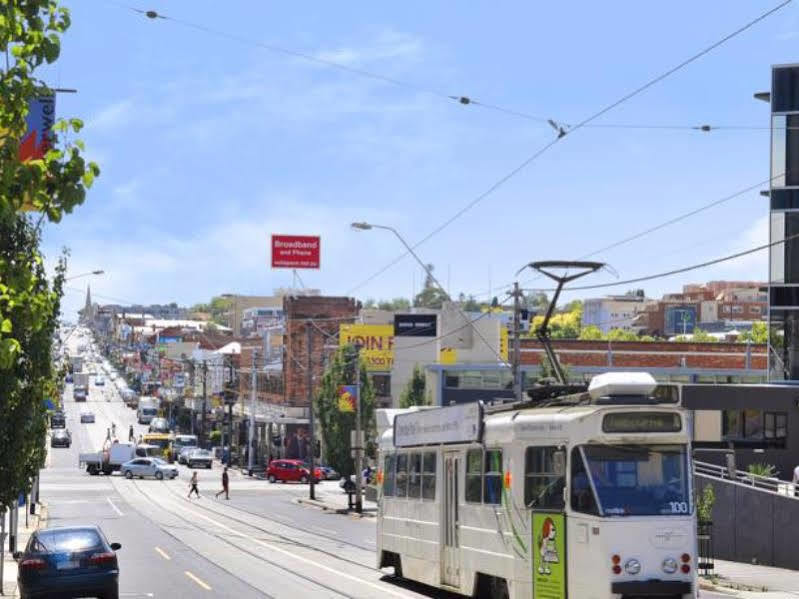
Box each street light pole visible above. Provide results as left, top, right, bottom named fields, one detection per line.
left=65, top=270, right=104, bottom=282
left=354, top=343, right=363, bottom=514
left=200, top=360, right=208, bottom=446
left=307, top=322, right=316, bottom=500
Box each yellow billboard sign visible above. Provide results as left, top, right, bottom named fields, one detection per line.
left=339, top=324, right=394, bottom=371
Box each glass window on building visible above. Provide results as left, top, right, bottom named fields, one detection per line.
left=772, top=114, right=787, bottom=188
left=371, top=374, right=390, bottom=397
left=773, top=66, right=799, bottom=113
left=723, top=409, right=787, bottom=447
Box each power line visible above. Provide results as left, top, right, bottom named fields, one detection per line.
left=522, top=231, right=797, bottom=294
left=346, top=0, right=791, bottom=295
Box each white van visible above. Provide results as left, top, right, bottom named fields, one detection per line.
left=137, top=397, right=158, bottom=424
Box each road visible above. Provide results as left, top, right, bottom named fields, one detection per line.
left=41, top=330, right=729, bottom=599
left=41, top=331, right=450, bottom=599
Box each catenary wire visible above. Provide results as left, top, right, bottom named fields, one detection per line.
left=346, top=0, right=792, bottom=295
left=522, top=231, right=798, bottom=293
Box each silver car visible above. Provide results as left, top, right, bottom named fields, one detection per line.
left=178, top=446, right=196, bottom=465
left=187, top=449, right=213, bottom=469
left=121, top=457, right=178, bottom=480
left=79, top=411, right=95, bottom=423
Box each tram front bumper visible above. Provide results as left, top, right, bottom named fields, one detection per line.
left=611, top=580, right=692, bottom=596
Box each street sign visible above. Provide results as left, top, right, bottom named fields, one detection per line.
left=271, top=234, right=321, bottom=269
left=394, top=314, right=437, bottom=337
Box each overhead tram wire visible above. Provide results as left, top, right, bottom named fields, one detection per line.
left=522, top=231, right=799, bottom=294
left=101, top=2, right=793, bottom=135
left=471, top=171, right=785, bottom=298
left=345, top=0, right=792, bottom=296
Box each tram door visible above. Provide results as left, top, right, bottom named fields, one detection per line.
left=442, top=451, right=460, bottom=587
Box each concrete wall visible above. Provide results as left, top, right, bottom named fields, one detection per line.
left=694, top=474, right=799, bottom=569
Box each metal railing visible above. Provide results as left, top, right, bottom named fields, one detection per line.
left=694, top=459, right=799, bottom=499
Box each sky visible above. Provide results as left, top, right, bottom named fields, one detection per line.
left=38, top=0, right=799, bottom=319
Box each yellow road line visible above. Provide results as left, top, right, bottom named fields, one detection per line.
left=154, top=546, right=171, bottom=560
left=185, top=570, right=212, bottom=591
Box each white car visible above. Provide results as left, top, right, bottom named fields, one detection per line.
left=94, top=375, right=105, bottom=386
left=121, top=457, right=178, bottom=480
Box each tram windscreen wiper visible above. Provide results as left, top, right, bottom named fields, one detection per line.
left=581, top=444, right=690, bottom=516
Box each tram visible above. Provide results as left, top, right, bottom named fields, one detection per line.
left=375, top=372, right=697, bottom=599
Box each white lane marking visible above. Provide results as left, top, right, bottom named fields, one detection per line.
left=106, top=496, right=124, bottom=516
left=185, top=570, right=212, bottom=591
left=173, top=497, right=414, bottom=598
left=155, top=546, right=171, bottom=560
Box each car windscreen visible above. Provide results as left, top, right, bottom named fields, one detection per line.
left=142, top=408, right=157, bottom=415
left=33, top=529, right=103, bottom=553
left=575, top=444, right=691, bottom=516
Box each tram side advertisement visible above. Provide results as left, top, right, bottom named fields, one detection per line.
left=532, top=512, right=566, bottom=599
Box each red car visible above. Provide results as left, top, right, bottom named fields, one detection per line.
left=266, top=459, right=323, bottom=483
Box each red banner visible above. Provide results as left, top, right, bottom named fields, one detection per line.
left=271, top=234, right=320, bottom=269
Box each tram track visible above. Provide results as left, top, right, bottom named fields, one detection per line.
left=161, top=477, right=377, bottom=555
left=125, top=477, right=362, bottom=599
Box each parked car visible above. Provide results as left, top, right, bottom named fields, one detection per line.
left=80, top=411, right=95, bottom=424
left=148, top=417, right=170, bottom=434
left=14, top=526, right=121, bottom=599
left=65, top=374, right=73, bottom=383
left=186, top=449, right=213, bottom=469
left=120, top=457, right=178, bottom=480
left=94, top=375, right=105, bottom=386
left=50, top=429, right=71, bottom=448
left=266, top=459, right=321, bottom=484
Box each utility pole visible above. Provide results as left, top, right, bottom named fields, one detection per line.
left=200, top=360, right=208, bottom=446
left=227, top=354, right=234, bottom=466
left=248, top=349, right=257, bottom=475
left=307, top=322, right=316, bottom=500
left=354, top=344, right=363, bottom=514
left=509, top=281, right=524, bottom=402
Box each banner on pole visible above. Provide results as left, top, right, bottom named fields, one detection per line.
left=337, top=385, right=356, bottom=412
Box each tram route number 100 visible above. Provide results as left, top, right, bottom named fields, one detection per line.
left=668, top=501, right=689, bottom=514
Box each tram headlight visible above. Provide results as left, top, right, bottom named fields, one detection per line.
left=624, top=558, right=641, bottom=575
left=662, top=557, right=679, bottom=574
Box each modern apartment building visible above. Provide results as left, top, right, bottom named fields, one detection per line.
left=768, top=64, right=799, bottom=380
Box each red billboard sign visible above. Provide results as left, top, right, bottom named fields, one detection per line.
left=271, top=234, right=321, bottom=269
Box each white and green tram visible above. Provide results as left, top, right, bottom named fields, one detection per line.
left=376, top=372, right=697, bottom=599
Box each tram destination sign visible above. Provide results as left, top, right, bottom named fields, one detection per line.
left=394, top=402, right=483, bottom=447
left=602, top=412, right=681, bottom=434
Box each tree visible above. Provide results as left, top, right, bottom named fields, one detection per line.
left=740, top=321, right=768, bottom=344
left=578, top=325, right=604, bottom=340
left=536, top=353, right=572, bottom=382
left=688, top=328, right=718, bottom=343
left=363, top=298, right=376, bottom=309
left=414, top=264, right=448, bottom=308
left=314, top=345, right=376, bottom=475
left=606, top=328, right=640, bottom=341
left=1, top=1, right=98, bottom=509
left=530, top=301, right=582, bottom=339
left=376, top=297, right=411, bottom=311
left=400, top=365, right=428, bottom=408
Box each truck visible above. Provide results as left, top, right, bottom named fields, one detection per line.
left=79, top=441, right=147, bottom=475
left=73, top=372, right=89, bottom=401
left=69, top=354, right=83, bottom=374
left=137, top=397, right=159, bottom=424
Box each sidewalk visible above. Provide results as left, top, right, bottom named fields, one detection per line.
left=1, top=503, right=47, bottom=597
left=703, top=559, right=799, bottom=597
left=296, top=485, right=377, bottom=517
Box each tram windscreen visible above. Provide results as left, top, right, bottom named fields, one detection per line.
left=577, top=445, right=690, bottom=516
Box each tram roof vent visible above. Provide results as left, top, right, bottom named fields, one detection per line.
left=588, top=372, right=658, bottom=402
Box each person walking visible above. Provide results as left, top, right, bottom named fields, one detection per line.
left=187, top=471, right=200, bottom=499
left=215, top=467, right=230, bottom=500
left=128, top=425, right=135, bottom=443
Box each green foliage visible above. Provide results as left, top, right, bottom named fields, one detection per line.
left=531, top=301, right=582, bottom=339
left=747, top=463, right=776, bottom=478
left=606, top=328, right=640, bottom=341
left=189, top=296, right=232, bottom=325
left=375, top=297, right=411, bottom=311
left=209, top=430, right=222, bottom=443
left=740, top=321, right=768, bottom=344
left=1, top=1, right=96, bottom=508
left=578, top=325, right=604, bottom=340
left=696, top=484, right=715, bottom=523
left=399, top=364, right=428, bottom=408
left=314, top=345, right=376, bottom=476
left=414, top=264, right=448, bottom=308
left=691, top=328, right=718, bottom=343
left=536, top=353, right=572, bottom=382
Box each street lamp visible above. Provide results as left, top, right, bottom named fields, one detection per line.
left=65, top=270, right=104, bottom=282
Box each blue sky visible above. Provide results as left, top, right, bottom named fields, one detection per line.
left=40, top=1, right=798, bottom=318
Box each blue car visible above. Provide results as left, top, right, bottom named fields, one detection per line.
left=65, top=374, right=73, bottom=383
left=14, top=525, right=121, bottom=599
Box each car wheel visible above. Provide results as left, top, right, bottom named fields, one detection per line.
left=155, top=471, right=164, bottom=480
left=124, top=470, right=133, bottom=479
left=268, top=474, right=276, bottom=483
left=102, top=585, right=120, bottom=599
left=300, top=475, right=309, bottom=484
